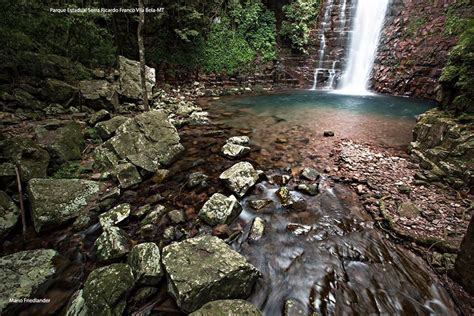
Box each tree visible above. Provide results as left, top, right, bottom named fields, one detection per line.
left=137, top=0, right=150, bottom=111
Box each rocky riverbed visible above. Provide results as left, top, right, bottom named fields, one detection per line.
left=0, top=55, right=472, bottom=315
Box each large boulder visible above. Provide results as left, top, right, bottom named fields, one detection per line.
left=0, top=191, right=19, bottom=237
left=118, top=55, right=155, bottom=100
left=95, top=116, right=128, bottom=140
left=83, top=263, right=135, bottom=316
left=35, top=120, right=84, bottom=164
left=106, top=111, right=184, bottom=172
left=43, top=78, right=77, bottom=103
left=65, top=289, right=87, bottom=316
left=219, top=162, right=261, bottom=197
left=453, top=216, right=474, bottom=294
left=27, top=179, right=100, bottom=233
left=79, top=79, right=118, bottom=111
left=0, top=249, right=58, bottom=313
left=94, top=226, right=131, bottom=261
left=2, top=137, right=50, bottom=182
left=128, top=242, right=163, bottom=285
left=162, top=235, right=260, bottom=312
left=190, top=300, right=262, bottom=316
left=198, top=193, right=242, bottom=226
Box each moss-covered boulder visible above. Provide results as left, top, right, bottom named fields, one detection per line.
left=65, top=289, right=87, bottom=316
left=27, top=178, right=100, bottom=233
left=94, top=226, right=131, bottom=261
left=2, top=137, right=50, bottom=182
left=79, top=79, right=118, bottom=111
left=0, top=249, right=58, bottom=313
left=219, top=162, right=261, bottom=198
left=107, top=111, right=184, bottom=172
left=35, top=120, right=84, bottom=164
left=83, top=263, right=135, bottom=316
left=113, top=163, right=142, bottom=189
left=95, top=116, right=128, bottom=140
left=190, top=299, right=262, bottom=316
left=118, top=55, right=155, bottom=100
left=198, top=193, right=242, bottom=226
left=128, top=242, right=163, bottom=285
left=0, top=191, right=19, bottom=237
left=162, top=235, right=260, bottom=313
left=43, top=78, right=77, bottom=103
left=99, top=204, right=130, bottom=228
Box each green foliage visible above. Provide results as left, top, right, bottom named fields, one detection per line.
left=405, top=16, right=428, bottom=37
left=444, top=7, right=469, bottom=36
left=440, top=19, right=474, bottom=113
left=280, top=0, right=320, bottom=54
left=0, top=0, right=116, bottom=67
left=52, top=162, right=87, bottom=179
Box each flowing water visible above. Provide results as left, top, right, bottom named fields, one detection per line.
left=338, top=0, right=390, bottom=94
left=209, top=91, right=458, bottom=315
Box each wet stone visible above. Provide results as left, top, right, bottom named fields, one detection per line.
left=221, top=142, right=251, bottom=159
left=323, top=131, right=335, bottom=137
left=283, top=299, right=306, bottom=316
left=248, top=199, right=273, bottom=211
left=190, top=299, right=262, bottom=316
left=94, top=226, right=131, bottom=261
left=227, top=136, right=250, bottom=145
left=128, top=242, right=163, bottom=285
left=99, top=203, right=130, bottom=228
left=300, top=167, right=320, bottom=181
left=162, top=235, right=260, bottom=312
left=219, top=162, right=261, bottom=197
left=83, top=263, right=135, bottom=316
left=287, top=223, right=312, bottom=236
left=249, top=217, right=265, bottom=241
left=297, top=183, right=319, bottom=196
left=186, top=172, right=209, bottom=190
left=198, top=193, right=242, bottom=226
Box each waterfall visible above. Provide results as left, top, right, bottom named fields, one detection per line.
left=311, top=0, right=334, bottom=90
left=338, top=0, right=389, bottom=95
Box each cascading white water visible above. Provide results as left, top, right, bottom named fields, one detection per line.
left=338, top=0, right=389, bottom=95
left=311, top=0, right=334, bottom=90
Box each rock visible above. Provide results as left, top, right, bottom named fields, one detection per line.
left=296, top=184, right=319, bottom=196
left=190, top=299, right=262, bottom=316
left=0, top=162, right=16, bottom=188
left=168, top=209, right=185, bottom=224
left=398, top=202, right=421, bottom=218
left=95, top=116, right=128, bottom=140
left=93, top=146, right=120, bottom=171
left=141, top=205, right=167, bottom=226
left=132, top=204, right=152, bottom=218
left=113, top=163, right=142, bottom=189
left=248, top=199, right=273, bottom=211
left=198, top=193, right=242, bottom=226
left=186, top=172, right=209, bottom=190
left=128, top=242, right=163, bottom=285
left=99, top=204, right=131, bottom=228
left=118, top=56, right=155, bottom=99
left=397, top=184, right=411, bottom=194
left=283, top=299, right=306, bottom=316
left=28, top=179, right=100, bottom=233
left=83, top=263, right=135, bottom=316
left=94, top=226, right=131, bottom=261
left=65, top=290, right=88, bottom=316
left=44, top=78, right=77, bottom=103
left=270, top=174, right=291, bottom=186
left=79, top=79, right=118, bottom=110
left=276, top=187, right=291, bottom=206
left=323, top=131, right=335, bottom=137
left=219, top=162, right=261, bottom=197
left=276, top=187, right=306, bottom=210
left=454, top=216, right=474, bottom=294
left=44, top=103, right=67, bottom=115
left=0, top=249, right=58, bottom=313
left=300, top=167, right=320, bottom=181
left=107, top=111, right=184, bottom=172
left=221, top=143, right=251, bottom=159
left=0, top=191, right=19, bottom=237
left=287, top=223, right=312, bottom=236
left=227, top=136, right=250, bottom=145
left=89, top=109, right=111, bottom=125
left=35, top=120, right=84, bottom=164
left=162, top=235, right=260, bottom=312
left=249, top=217, right=265, bottom=241
left=2, top=137, right=50, bottom=181
left=151, top=168, right=169, bottom=184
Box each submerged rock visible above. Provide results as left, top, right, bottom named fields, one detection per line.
left=128, top=242, right=163, bottom=285
left=83, top=263, right=135, bottom=316
left=219, top=162, right=261, bottom=197
left=2, top=137, right=50, bottom=182
left=107, top=111, right=184, bottom=172
left=162, top=235, right=260, bottom=312
left=0, top=249, right=58, bottom=313
left=276, top=187, right=306, bottom=210
left=190, top=299, right=262, bottom=316
left=94, top=226, right=131, bottom=261
left=27, top=178, right=100, bottom=233
left=198, top=193, right=242, bottom=226
left=99, top=203, right=130, bottom=228
left=0, top=191, right=19, bottom=237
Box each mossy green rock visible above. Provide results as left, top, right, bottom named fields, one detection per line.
left=83, top=263, right=135, bottom=316
left=190, top=299, right=262, bottom=316
left=99, top=203, right=131, bottom=228
left=95, top=116, right=128, bottom=140
left=94, top=226, right=131, bottom=261
left=35, top=120, right=84, bottom=164
left=43, top=78, right=77, bottom=103
left=128, top=242, right=163, bottom=285
left=27, top=178, right=100, bottom=233
left=198, top=193, right=242, bottom=226
left=2, top=137, right=50, bottom=181
left=0, top=191, right=19, bottom=237
left=0, top=249, right=58, bottom=313
left=107, top=111, right=184, bottom=172
left=162, top=235, right=260, bottom=313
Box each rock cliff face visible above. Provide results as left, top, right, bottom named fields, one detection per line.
left=371, top=0, right=466, bottom=99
